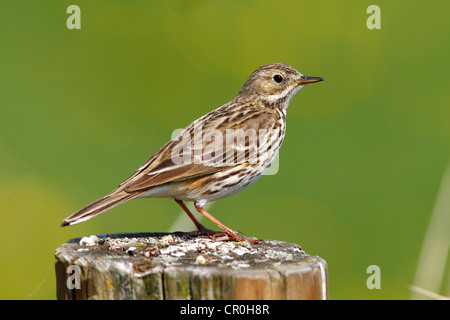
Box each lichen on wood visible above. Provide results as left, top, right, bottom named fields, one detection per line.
left=55, top=232, right=327, bottom=300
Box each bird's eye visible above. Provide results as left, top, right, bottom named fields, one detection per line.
left=273, top=74, right=283, bottom=84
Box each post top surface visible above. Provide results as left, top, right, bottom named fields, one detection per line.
left=58, top=232, right=313, bottom=271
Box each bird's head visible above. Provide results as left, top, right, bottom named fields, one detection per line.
left=238, top=63, right=323, bottom=108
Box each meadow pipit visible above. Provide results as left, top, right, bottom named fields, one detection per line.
left=61, top=63, right=323, bottom=242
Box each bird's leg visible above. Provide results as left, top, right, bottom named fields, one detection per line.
left=174, top=199, right=228, bottom=239
left=175, top=199, right=206, bottom=230
left=194, top=201, right=260, bottom=243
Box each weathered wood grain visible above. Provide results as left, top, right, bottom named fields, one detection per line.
left=55, top=232, right=327, bottom=300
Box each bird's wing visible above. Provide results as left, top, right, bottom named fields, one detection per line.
left=118, top=134, right=226, bottom=193
left=121, top=103, right=279, bottom=193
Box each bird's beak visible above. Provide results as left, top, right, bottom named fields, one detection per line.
left=289, top=76, right=324, bottom=86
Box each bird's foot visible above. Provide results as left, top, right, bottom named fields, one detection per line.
left=188, top=227, right=261, bottom=244
left=186, top=227, right=228, bottom=241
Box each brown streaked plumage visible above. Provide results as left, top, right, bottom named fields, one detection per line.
left=60, top=63, right=324, bottom=242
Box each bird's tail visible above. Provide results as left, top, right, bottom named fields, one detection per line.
left=60, top=190, right=138, bottom=227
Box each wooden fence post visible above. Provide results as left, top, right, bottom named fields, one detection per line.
left=55, top=232, right=328, bottom=300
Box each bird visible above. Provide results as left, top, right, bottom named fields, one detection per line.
left=60, top=63, right=323, bottom=243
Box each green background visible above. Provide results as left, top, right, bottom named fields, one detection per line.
left=0, top=1, right=449, bottom=299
